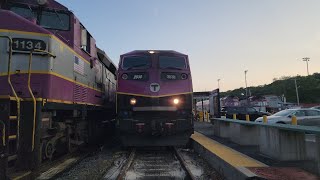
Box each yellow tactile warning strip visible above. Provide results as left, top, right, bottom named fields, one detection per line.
left=192, top=131, right=268, bottom=167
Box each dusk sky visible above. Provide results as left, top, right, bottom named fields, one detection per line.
left=57, top=0, right=320, bottom=92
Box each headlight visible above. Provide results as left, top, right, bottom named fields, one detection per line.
left=130, top=98, right=137, bottom=105
left=122, top=73, right=128, bottom=80
left=173, top=98, right=180, bottom=105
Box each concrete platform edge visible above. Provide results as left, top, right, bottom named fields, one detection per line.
left=191, top=139, right=265, bottom=180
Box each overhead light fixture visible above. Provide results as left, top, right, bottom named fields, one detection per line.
left=37, top=0, right=48, bottom=5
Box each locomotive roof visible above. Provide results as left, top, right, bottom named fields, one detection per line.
left=122, top=50, right=187, bottom=56
left=97, top=48, right=117, bottom=75
left=7, top=0, right=68, bottom=11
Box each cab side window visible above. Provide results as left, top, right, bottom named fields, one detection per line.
left=80, top=25, right=91, bottom=54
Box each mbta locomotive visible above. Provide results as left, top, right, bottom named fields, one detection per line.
left=0, top=0, right=116, bottom=179
left=117, top=50, right=194, bottom=146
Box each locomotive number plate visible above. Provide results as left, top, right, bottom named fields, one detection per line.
left=12, top=38, right=46, bottom=51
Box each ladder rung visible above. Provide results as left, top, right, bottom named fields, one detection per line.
left=9, top=135, right=17, bottom=140
left=8, top=154, right=17, bottom=162
left=9, top=116, right=17, bottom=120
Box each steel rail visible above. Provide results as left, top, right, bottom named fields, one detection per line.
left=174, top=147, right=196, bottom=180
left=116, top=148, right=136, bottom=180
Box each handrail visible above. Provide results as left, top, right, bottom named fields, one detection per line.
left=0, top=35, right=20, bottom=150
left=0, top=121, right=5, bottom=146
left=29, top=49, right=55, bottom=151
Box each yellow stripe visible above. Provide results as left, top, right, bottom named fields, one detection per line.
left=45, top=98, right=103, bottom=106
left=0, top=71, right=103, bottom=93
left=0, top=29, right=90, bottom=64
left=0, top=96, right=103, bottom=107
left=116, top=92, right=193, bottom=98
left=191, top=132, right=267, bottom=167
left=10, top=116, right=17, bottom=120
left=0, top=95, right=20, bottom=101
left=9, top=135, right=17, bottom=140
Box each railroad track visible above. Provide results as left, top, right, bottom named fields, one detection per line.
left=36, top=146, right=103, bottom=180
left=107, top=147, right=196, bottom=180
left=36, top=152, right=89, bottom=180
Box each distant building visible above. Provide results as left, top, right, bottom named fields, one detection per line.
left=249, top=96, right=268, bottom=107
left=221, top=96, right=240, bottom=107
left=264, top=95, right=283, bottom=109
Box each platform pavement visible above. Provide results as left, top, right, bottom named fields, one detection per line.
left=193, top=121, right=319, bottom=179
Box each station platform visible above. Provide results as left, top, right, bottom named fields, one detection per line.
left=192, top=121, right=319, bottom=180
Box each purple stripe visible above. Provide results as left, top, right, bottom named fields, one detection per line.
left=0, top=74, right=104, bottom=105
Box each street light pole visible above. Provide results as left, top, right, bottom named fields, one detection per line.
left=217, top=79, right=220, bottom=90
left=244, top=70, right=248, bottom=97
left=244, top=70, right=248, bottom=105
left=294, top=77, right=300, bottom=106
left=302, top=57, right=310, bottom=76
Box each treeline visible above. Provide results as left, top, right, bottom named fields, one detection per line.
left=221, top=73, right=320, bottom=103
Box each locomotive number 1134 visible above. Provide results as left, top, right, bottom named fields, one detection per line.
left=12, top=38, right=47, bottom=51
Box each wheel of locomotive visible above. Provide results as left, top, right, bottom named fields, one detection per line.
left=45, top=141, right=55, bottom=160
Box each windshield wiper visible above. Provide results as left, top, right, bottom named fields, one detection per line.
left=162, top=66, right=183, bottom=70
left=126, top=64, right=149, bottom=70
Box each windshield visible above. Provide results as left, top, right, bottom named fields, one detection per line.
left=159, top=56, right=186, bottom=69
left=272, top=109, right=294, bottom=117
left=122, top=56, right=151, bottom=70
left=10, top=5, right=70, bottom=30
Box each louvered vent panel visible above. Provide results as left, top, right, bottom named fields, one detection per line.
left=82, top=87, right=88, bottom=102
left=74, top=84, right=82, bottom=102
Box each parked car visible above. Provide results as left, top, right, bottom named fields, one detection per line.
left=255, top=108, right=320, bottom=126
left=311, top=106, right=320, bottom=110
left=221, top=106, right=270, bottom=121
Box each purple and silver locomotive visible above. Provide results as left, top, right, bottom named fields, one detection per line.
left=0, top=0, right=116, bottom=178
left=117, top=50, right=194, bottom=146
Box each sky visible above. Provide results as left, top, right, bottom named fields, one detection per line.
left=57, top=0, right=320, bottom=92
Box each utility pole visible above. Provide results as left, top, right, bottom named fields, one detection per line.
left=217, top=79, right=220, bottom=90
left=244, top=70, right=249, bottom=106
left=294, top=77, right=300, bottom=106
left=302, top=57, right=310, bottom=76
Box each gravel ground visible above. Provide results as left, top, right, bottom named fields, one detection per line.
left=55, top=136, right=126, bottom=180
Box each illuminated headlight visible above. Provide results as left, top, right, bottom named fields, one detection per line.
left=173, top=98, right=180, bottom=105
left=149, top=50, right=155, bottom=54
left=130, top=98, right=137, bottom=105
left=181, top=73, right=188, bottom=80
left=122, top=73, right=128, bottom=80
left=37, top=0, right=48, bottom=5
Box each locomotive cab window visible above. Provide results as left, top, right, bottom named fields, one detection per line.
left=159, top=56, right=187, bottom=69
left=39, top=10, right=70, bottom=30
left=9, top=4, right=70, bottom=31
left=122, top=56, right=151, bottom=70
